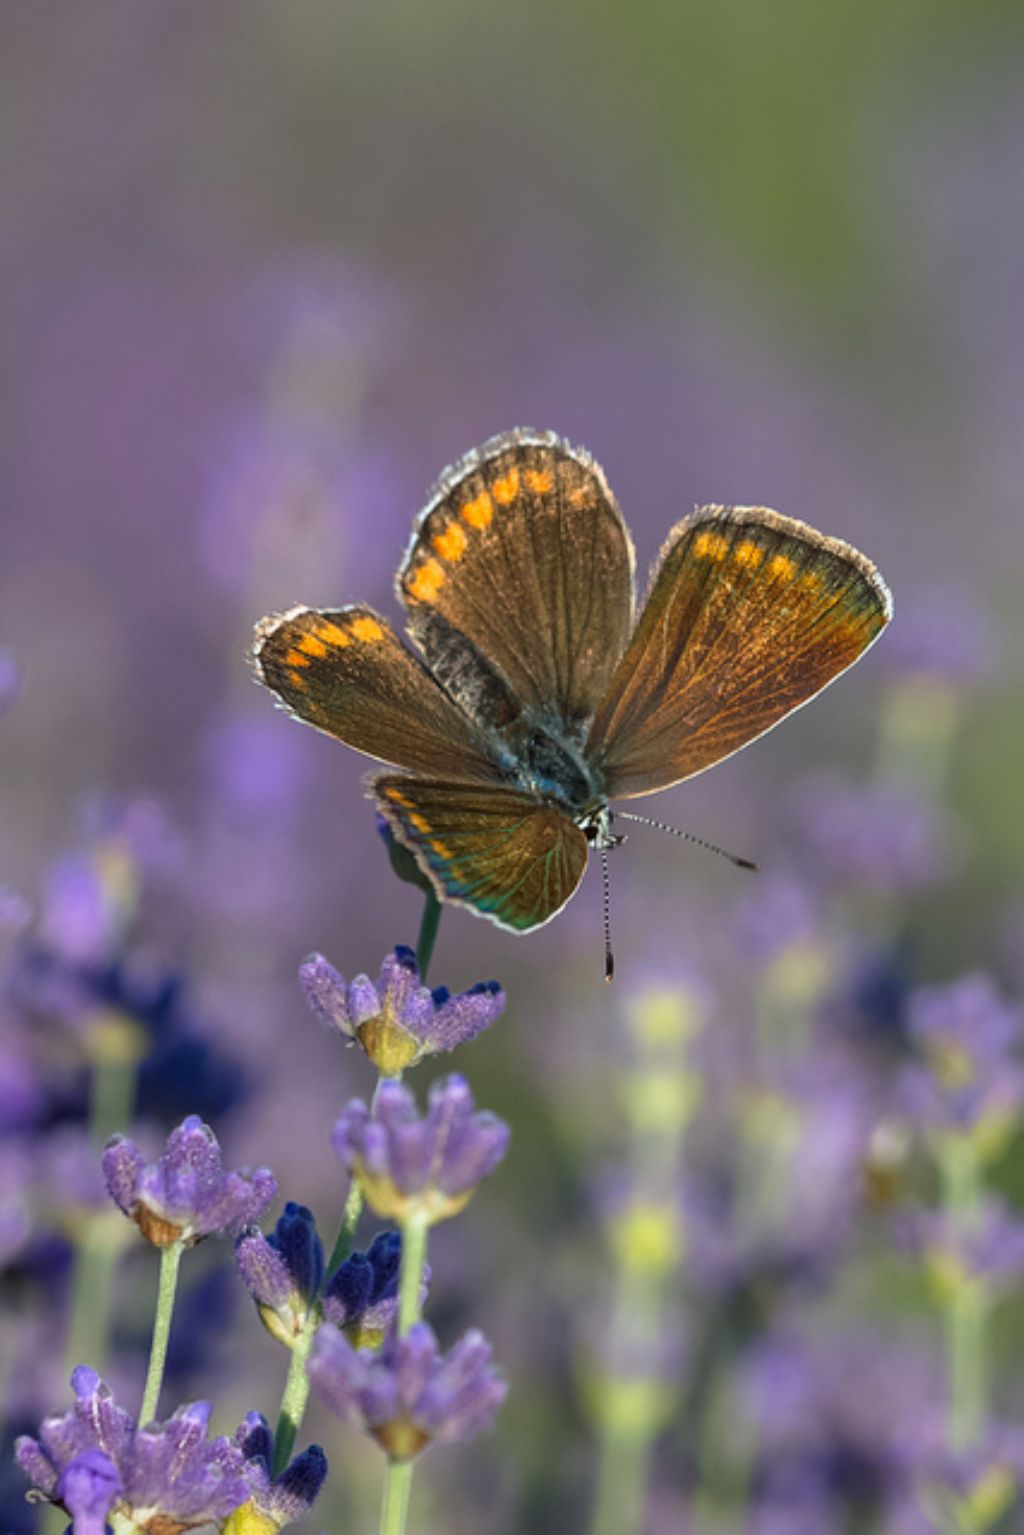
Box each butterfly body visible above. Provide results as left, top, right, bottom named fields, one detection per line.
left=254, top=430, right=891, bottom=933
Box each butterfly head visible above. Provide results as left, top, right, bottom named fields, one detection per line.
left=579, top=803, right=620, bottom=851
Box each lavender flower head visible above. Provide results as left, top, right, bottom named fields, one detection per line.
left=16, top=1370, right=323, bottom=1534
left=332, top=1074, right=510, bottom=1224
left=58, top=1449, right=122, bottom=1535
left=900, top=974, right=1024, bottom=1146
left=16, top=1367, right=250, bottom=1531
left=300, top=946, right=504, bottom=1074
left=237, top=1209, right=426, bottom=1349
left=323, top=1230, right=430, bottom=1347
left=227, top=1414, right=327, bottom=1534
left=309, top=1320, right=506, bottom=1461
left=236, top=1202, right=323, bottom=1346
left=104, top=1115, right=276, bottom=1247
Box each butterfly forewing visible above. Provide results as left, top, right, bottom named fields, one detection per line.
left=254, top=605, right=497, bottom=780
left=587, top=508, right=892, bottom=798
left=399, top=431, right=635, bottom=733
left=374, top=777, right=588, bottom=932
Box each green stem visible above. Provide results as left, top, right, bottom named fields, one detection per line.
left=140, top=1241, right=184, bottom=1424
left=591, top=1424, right=648, bottom=1535
left=274, top=1166, right=370, bottom=1474
left=62, top=1049, right=138, bottom=1378
left=91, top=1052, right=138, bottom=1145
left=325, top=1177, right=365, bottom=1276
left=946, top=1281, right=987, bottom=1453
left=378, top=1460, right=413, bottom=1535
left=372, top=1211, right=430, bottom=1535
left=272, top=1325, right=315, bottom=1475
left=397, top=1211, right=429, bottom=1334
left=65, top=1227, right=121, bottom=1374
left=939, top=1136, right=988, bottom=1454
left=415, top=890, right=442, bottom=982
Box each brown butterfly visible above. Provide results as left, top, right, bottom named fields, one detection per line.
left=253, top=429, right=891, bottom=946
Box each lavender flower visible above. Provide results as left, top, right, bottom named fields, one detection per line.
left=237, top=1209, right=426, bottom=1350
left=299, top=946, right=504, bottom=1074
left=228, top=1413, right=327, bottom=1533
left=236, top=1202, right=323, bottom=1346
left=323, top=1230, right=429, bottom=1346
left=900, top=973, right=1024, bottom=1142
left=104, top=1116, right=276, bottom=1247
left=16, top=1371, right=323, bottom=1534
left=309, top=1320, right=506, bottom=1461
left=16, top=1367, right=250, bottom=1530
left=57, top=1449, right=122, bottom=1535
left=332, top=1074, right=509, bottom=1224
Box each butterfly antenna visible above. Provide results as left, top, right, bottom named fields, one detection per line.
left=615, top=811, right=758, bottom=871
left=601, top=847, right=615, bottom=984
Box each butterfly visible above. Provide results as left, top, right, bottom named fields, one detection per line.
left=253, top=429, right=892, bottom=941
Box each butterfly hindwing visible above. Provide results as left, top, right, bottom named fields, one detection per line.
left=253, top=605, right=498, bottom=780
left=587, top=507, right=892, bottom=798
left=374, top=776, right=588, bottom=932
left=399, top=430, right=635, bottom=733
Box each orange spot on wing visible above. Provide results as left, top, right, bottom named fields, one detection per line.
left=350, top=615, right=385, bottom=644
left=492, top=468, right=520, bottom=504
left=524, top=467, right=554, bottom=494
left=384, top=788, right=414, bottom=810
left=285, top=648, right=311, bottom=668
left=694, top=531, right=728, bottom=562
left=429, top=838, right=454, bottom=859
left=406, top=559, right=446, bottom=603
left=408, top=811, right=431, bottom=833
left=298, top=632, right=329, bottom=657
left=733, top=540, right=764, bottom=569
left=460, top=492, right=493, bottom=529
left=432, top=521, right=468, bottom=561
left=316, top=620, right=352, bottom=648
left=768, top=554, right=796, bottom=580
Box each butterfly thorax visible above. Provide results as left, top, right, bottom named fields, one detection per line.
left=503, top=714, right=615, bottom=847
left=414, top=604, right=609, bottom=828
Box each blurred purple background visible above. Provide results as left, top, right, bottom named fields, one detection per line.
left=3, top=5, right=1023, bottom=1533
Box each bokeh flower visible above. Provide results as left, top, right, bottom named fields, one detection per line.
left=332, top=1074, right=509, bottom=1224
left=0, top=647, right=20, bottom=718
left=104, top=1116, right=276, bottom=1247
left=790, top=772, right=952, bottom=894
left=300, top=946, right=504, bottom=1074
left=897, top=1198, right=1024, bottom=1297
left=879, top=583, right=995, bottom=690
left=900, top=973, right=1024, bottom=1145
left=308, top=1321, right=506, bottom=1461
